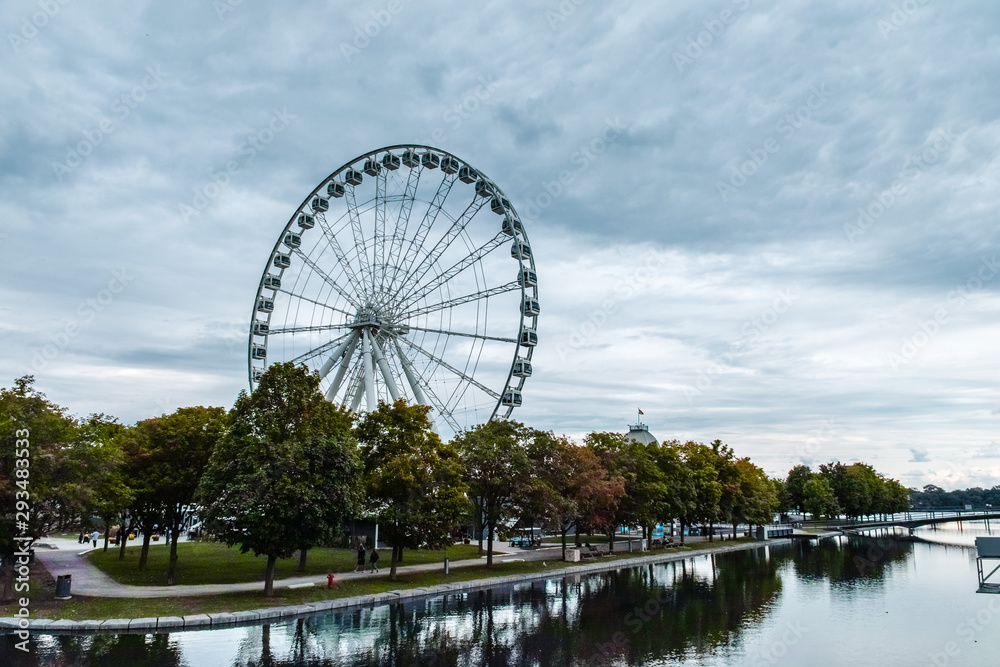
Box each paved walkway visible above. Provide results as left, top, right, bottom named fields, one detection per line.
left=32, top=537, right=561, bottom=598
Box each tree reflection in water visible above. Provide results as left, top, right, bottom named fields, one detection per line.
left=0, top=537, right=920, bottom=666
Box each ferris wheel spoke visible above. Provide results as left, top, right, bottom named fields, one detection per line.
left=391, top=172, right=457, bottom=297
left=399, top=281, right=520, bottom=320
left=374, top=169, right=389, bottom=295
left=345, top=186, right=374, bottom=301
left=391, top=346, right=460, bottom=432
left=394, top=335, right=501, bottom=400
left=384, top=166, right=422, bottom=298
left=288, top=331, right=354, bottom=365
left=396, top=233, right=509, bottom=312
left=313, top=212, right=368, bottom=302
left=291, top=249, right=361, bottom=310
left=392, top=195, right=488, bottom=303
left=401, top=325, right=517, bottom=344
left=276, top=288, right=355, bottom=319
left=267, top=323, right=354, bottom=336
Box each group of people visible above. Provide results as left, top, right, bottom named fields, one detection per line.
left=355, top=544, right=380, bottom=573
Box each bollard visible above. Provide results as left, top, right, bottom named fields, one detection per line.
left=444, top=556, right=449, bottom=575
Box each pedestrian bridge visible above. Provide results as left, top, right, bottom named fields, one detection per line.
left=830, top=509, right=1000, bottom=535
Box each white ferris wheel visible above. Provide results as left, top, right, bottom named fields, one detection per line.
left=248, top=145, right=539, bottom=434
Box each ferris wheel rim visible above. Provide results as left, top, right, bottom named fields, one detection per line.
left=247, top=144, right=538, bottom=427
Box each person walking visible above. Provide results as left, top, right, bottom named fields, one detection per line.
left=369, top=548, right=379, bottom=573
left=90, top=529, right=100, bottom=548
left=355, top=544, right=366, bottom=572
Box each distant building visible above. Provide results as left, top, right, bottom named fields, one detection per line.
left=626, top=418, right=658, bottom=445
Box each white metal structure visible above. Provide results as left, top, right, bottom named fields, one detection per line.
left=248, top=145, right=538, bottom=434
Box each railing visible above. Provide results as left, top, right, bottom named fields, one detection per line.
left=830, top=508, right=1000, bottom=527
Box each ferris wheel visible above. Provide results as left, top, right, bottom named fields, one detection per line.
left=248, top=145, right=538, bottom=434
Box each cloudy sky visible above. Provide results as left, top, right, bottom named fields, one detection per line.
left=2, top=1, right=998, bottom=489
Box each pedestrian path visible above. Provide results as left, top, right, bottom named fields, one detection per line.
left=32, top=537, right=558, bottom=598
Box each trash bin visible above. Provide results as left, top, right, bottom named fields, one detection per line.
left=55, top=574, right=72, bottom=599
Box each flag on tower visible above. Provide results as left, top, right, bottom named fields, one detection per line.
left=638, top=408, right=644, bottom=415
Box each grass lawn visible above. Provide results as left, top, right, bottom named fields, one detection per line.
left=86, top=541, right=485, bottom=586
left=3, top=538, right=760, bottom=620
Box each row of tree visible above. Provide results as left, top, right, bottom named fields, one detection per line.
left=910, top=484, right=1000, bottom=509
left=0, top=365, right=910, bottom=598
left=784, top=462, right=910, bottom=520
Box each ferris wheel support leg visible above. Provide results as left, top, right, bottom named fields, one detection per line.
left=394, top=340, right=429, bottom=406
left=319, top=331, right=358, bottom=379
left=350, top=379, right=365, bottom=412
left=363, top=328, right=377, bottom=412
left=326, top=332, right=359, bottom=400
left=370, top=336, right=400, bottom=401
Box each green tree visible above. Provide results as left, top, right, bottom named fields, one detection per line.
left=731, top=458, right=779, bottom=536
left=135, top=406, right=228, bottom=584
left=198, top=362, right=361, bottom=595
left=652, top=440, right=695, bottom=542
left=454, top=420, right=531, bottom=568
left=79, top=414, right=132, bottom=552
left=0, top=377, right=80, bottom=601
left=785, top=464, right=812, bottom=514
left=357, top=400, right=467, bottom=580
left=678, top=441, right=722, bottom=541
left=585, top=432, right=664, bottom=552
left=545, top=442, right=624, bottom=560
left=802, top=475, right=839, bottom=520
left=709, top=439, right=739, bottom=542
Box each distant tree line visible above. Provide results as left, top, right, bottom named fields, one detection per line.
left=909, top=484, right=1000, bottom=509
left=0, top=366, right=914, bottom=599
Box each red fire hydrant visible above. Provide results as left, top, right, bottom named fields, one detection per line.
left=327, top=573, right=337, bottom=588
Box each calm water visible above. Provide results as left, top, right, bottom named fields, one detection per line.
left=5, top=524, right=1000, bottom=666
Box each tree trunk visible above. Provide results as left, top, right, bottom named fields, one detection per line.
left=708, top=521, right=714, bottom=542
left=608, top=529, right=615, bottom=554
left=561, top=525, right=568, bottom=561
left=264, top=553, right=277, bottom=596
left=166, top=530, right=180, bottom=585
left=298, top=548, right=308, bottom=573
left=733, top=522, right=738, bottom=539
left=389, top=543, right=398, bottom=580
left=680, top=520, right=686, bottom=545
left=138, top=530, right=153, bottom=571
left=118, top=518, right=133, bottom=561
left=486, top=520, right=495, bottom=568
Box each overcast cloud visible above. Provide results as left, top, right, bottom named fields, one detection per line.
left=2, top=0, right=998, bottom=488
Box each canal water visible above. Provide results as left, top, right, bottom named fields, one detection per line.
left=5, top=524, right=1000, bottom=666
